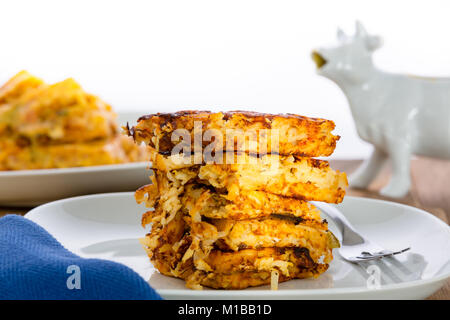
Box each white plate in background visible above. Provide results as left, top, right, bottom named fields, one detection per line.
left=0, top=163, right=150, bottom=207
left=25, top=193, right=450, bottom=300
left=0, top=112, right=151, bottom=207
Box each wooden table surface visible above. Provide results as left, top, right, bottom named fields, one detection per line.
left=1, top=158, right=449, bottom=300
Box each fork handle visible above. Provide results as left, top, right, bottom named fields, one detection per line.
left=311, top=201, right=366, bottom=246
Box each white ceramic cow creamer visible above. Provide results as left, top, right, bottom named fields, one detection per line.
left=312, top=21, right=450, bottom=198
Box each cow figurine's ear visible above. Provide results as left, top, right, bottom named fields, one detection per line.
left=355, top=20, right=383, bottom=51
left=355, top=20, right=368, bottom=38
left=366, top=35, right=383, bottom=51
left=337, top=27, right=347, bottom=42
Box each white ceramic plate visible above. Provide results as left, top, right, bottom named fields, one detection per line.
left=0, top=112, right=151, bottom=207
left=25, top=192, right=450, bottom=299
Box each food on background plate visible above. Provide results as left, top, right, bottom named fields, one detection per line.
left=0, top=135, right=142, bottom=170
left=0, top=71, right=148, bottom=170
left=129, top=110, right=347, bottom=290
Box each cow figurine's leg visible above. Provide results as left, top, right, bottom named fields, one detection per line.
left=380, top=140, right=412, bottom=198
left=349, top=148, right=387, bottom=189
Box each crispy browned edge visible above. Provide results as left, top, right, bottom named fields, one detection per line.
left=127, top=110, right=335, bottom=134
left=137, top=110, right=334, bottom=123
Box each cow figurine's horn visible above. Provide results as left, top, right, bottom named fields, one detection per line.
left=355, top=20, right=368, bottom=38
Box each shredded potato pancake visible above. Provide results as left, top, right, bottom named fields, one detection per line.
left=126, top=110, right=339, bottom=157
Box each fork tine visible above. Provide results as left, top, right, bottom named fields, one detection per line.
left=355, top=247, right=411, bottom=260
left=392, top=247, right=411, bottom=255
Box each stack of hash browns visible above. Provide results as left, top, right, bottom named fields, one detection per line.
left=129, top=111, right=347, bottom=290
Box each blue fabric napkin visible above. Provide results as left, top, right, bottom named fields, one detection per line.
left=0, top=214, right=162, bottom=300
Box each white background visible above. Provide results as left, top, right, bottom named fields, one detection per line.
left=1, top=0, right=450, bottom=159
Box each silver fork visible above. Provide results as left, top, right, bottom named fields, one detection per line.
left=312, top=201, right=411, bottom=263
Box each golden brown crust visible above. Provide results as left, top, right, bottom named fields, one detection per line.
left=127, top=110, right=339, bottom=157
